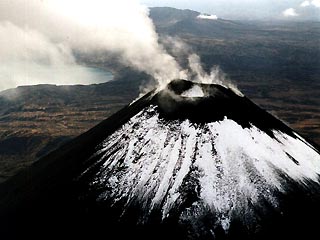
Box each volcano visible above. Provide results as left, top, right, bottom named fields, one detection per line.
left=0, top=80, right=320, bottom=240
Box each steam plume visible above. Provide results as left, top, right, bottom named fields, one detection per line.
left=0, top=21, right=108, bottom=91
left=187, top=54, right=241, bottom=96
left=0, top=0, right=187, bottom=90
left=0, top=0, right=230, bottom=92
left=188, top=54, right=224, bottom=85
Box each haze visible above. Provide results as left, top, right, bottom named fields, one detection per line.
left=142, top=0, right=320, bottom=20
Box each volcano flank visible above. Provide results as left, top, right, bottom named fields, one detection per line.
left=0, top=80, right=320, bottom=240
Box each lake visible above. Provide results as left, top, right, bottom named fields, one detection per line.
left=0, top=64, right=114, bottom=92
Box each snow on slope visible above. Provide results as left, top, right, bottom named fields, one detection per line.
left=88, top=105, right=320, bottom=232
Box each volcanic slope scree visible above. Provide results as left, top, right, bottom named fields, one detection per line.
left=0, top=80, right=320, bottom=240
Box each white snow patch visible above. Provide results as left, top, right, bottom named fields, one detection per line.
left=197, top=14, right=218, bottom=20
left=181, top=85, right=205, bottom=98
left=88, top=106, right=320, bottom=231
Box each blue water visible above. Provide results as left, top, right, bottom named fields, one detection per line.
left=84, top=67, right=114, bottom=84
left=0, top=65, right=115, bottom=92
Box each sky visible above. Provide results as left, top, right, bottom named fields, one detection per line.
left=141, top=0, right=320, bottom=20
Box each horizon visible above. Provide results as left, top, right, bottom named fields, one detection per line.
left=147, top=6, right=320, bottom=22
left=141, top=0, right=320, bottom=21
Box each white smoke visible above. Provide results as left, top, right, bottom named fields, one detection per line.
left=0, top=0, right=188, bottom=91
left=0, top=0, right=230, bottom=92
left=161, top=37, right=232, bottom=86
left=187, top=54, right=241, bottom=95
left=0, top=22, right=108, bottom=91
left=188, top=54, right=223, bottom=85
left=161, top=36, right=193, bottom=61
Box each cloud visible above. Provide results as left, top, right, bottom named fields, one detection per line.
left=284, top=1, right=320, bottom=20
left=311, top=0, right=320, bottom=7
left=282, top=8, right=299, bottom=17
left=300, top=1, right=311, bottom=7
left=300, top=0, right=320, bottom=7
left=197, top=14, right=218, bottom=20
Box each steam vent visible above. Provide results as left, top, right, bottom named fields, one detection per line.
left=1, top=80, right=320, bottom=240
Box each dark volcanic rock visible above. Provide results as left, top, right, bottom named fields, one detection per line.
left=0, top=80, right=320, bottom=240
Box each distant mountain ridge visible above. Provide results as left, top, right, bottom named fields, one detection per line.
left=149, top=7, right=200, bottom=26
left=149, top=7, right=249, bottom=38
